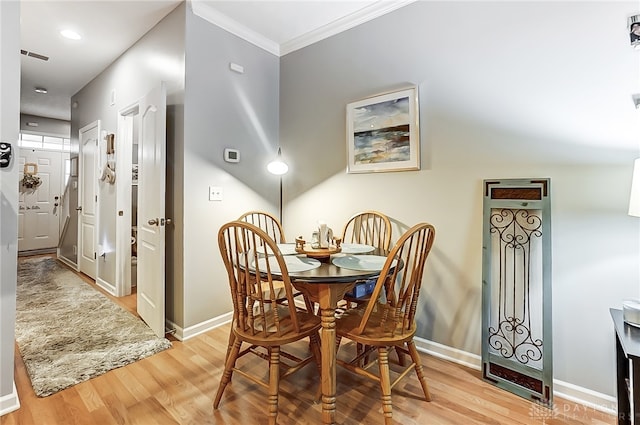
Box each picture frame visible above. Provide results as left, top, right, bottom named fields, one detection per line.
left=346, top=86, right=420, bottom=173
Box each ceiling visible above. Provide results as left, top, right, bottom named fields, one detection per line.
left=19, top=0, right=410, bottom=122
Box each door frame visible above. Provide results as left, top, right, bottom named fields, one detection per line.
left=115, top=84, right=167, bottom=339
left=115, top=103, right=138, bottom=297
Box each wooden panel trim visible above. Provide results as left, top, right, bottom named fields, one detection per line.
left=485, top=179, right=548, bottom=199
left=490, top=187, right=542, bottom=200
left=488, top=362, right=543, bottom=393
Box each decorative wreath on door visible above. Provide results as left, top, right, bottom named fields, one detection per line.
left=21, top=163, right=42, bottom=189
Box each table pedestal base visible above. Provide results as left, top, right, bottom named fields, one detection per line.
left=294, top=282, right=354, bottom=425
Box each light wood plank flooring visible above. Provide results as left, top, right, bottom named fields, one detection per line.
left=2, top=258, right=617, bottom=424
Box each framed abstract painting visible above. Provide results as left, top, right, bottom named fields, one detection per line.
left=346, top=86, right=420, bottom=173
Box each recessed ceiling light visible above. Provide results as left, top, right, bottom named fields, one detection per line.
left=34, top=87, right=47, bottom=94
left=60, top=29, right=81, bottom=40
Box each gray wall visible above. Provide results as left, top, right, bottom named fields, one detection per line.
left=165, top=103, right=183, bottom=326
left=19, top=114, right=70, bottom=138
left=280, top=1, right=640, bottom=399
left=68, top=3, right=186, bottom=288
left=0, top=0, right=20, bottom=415
left=64, top=3, right=279, bottom=332
left=180, top=8, right=280, bottom=329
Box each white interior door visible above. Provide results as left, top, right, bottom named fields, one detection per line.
left=78, top=121, right=99, bottom=279
left=17, top=149, right=64, bottom=252
left=137, top=84, right=166, bottom=337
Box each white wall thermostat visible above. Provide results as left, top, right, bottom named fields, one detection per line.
left=224, top=148, right=240, bottom=163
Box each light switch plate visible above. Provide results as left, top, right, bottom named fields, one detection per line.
left=229, top=62, right=244, bottom=74
left=209, top=186, right=223, bottom=201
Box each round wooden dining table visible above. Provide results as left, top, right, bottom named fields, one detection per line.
left=276, top=244, right=386, bottom=425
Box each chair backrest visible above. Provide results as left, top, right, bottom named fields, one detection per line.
left=341, top=211, right=392, bottom=251
left=218, top=220, right=302, bottom=338
left=238, top=211, right=286, bottom=243
left=355, top=222, right=436, bottom=337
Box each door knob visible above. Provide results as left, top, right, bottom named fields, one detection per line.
left=148, top=218, right=159, bottom=226
left=165, top=218, right=173, bottom=225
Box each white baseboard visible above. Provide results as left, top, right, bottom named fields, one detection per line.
left=553, top=380, right=616, bottom=415
left=414, top=336, right=482, bottom=371
left=56, top=254, right=78, bottom=271
left=168, top=300, right=313, bottom=341
left=166, top=311, right=233, bottom=341
left=18, top=248, right=55, bottom=257
left=95, top=277, right=116, bottom=296
left=413, top=337, right=616, bottom=415
left=0, top=382, right=20, bottom=417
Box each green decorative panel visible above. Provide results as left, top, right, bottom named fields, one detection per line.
left=482, top=179, right=552, bottom=405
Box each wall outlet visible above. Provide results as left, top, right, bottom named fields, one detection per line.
left=209, top=186, right=223, bottom=201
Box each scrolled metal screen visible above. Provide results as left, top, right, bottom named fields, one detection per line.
left=482, top=179, right=552, bottom=405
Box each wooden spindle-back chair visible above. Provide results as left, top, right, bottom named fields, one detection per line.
left=214, top=221, right=322, bottom=425
left=238, top=210, right=313, bottom=312
left=238, top=210, right=286, bottom=243
left=340, top=210, right=392, bottom=252
left=335, top=222, right=436, bottom=424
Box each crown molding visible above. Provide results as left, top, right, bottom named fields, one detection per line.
left=281, top=0, right=416, bottom=56
left=190, top=0, right=281, bottom=56
left=190, top=0, right=416, bottom=57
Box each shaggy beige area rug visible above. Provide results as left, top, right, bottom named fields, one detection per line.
left=15, top=257, right=172, bottom=397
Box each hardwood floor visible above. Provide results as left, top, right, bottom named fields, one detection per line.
left=2, top=258, right=617, bottom=424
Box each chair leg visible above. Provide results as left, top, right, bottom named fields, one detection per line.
left=309, top=332, right=322, bottom=377
left=335, top=335, right=343, bottom=353
left=357, top=343, right=376, bottom=367
left=225, top=325, right=236, bottom=359
left=308, top=332, right=323, bottom=402
left=394, top=346, right=406, bottom=367
left=268, top=346, right=281, bottom=425
left=304, top=296, right=316, bottom=314
left=407, top=340, right=431, bottom=402
left=377, top=347, right=394, bottom=425
left=214, top=337, right=242, bottom=409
